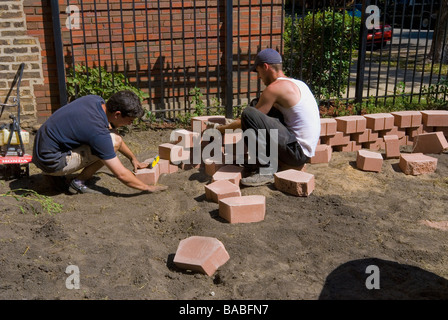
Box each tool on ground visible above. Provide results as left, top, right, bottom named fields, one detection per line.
left=148, top=155, right=160, bottom=169
left=0, top=63, right=32, bottom=180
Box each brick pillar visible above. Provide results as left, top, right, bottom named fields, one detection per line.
left=0, top=0, right=44, bottom=128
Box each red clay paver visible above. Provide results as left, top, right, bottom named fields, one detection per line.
left=204, top=159, right=225, bottom=176
left=334, top=140, right=362, bottom=152
left=335, top=115, right=367, bottom=134
left=135, top=166, right=160, bottom=185
left=399, top=153, right=438, bottom=175
left=218, top=195, right=266, bottom=223
left=310, top=144, right=332, bottom=164
left=190, top=115, right=227, bottom=132
left=173, top=236, right=230, bottom=276
left=322, top=131, right=351, bottom=146
left=362, top=137, right=385, bottom=151
left=412, top=132, right=448, bottom=154
left=212, top=165, right=244, bottom=185
left=420, top=110, right=448, bottom=127
left=274, top=169, right=315, bottom=196
left=391, top=111, right=422, bottom=128
left=159, top=143, right=190, bottom=164
left=171, top=129, right=200, bottom=148
left=351, top=128, right=379, bottom=143
left=320, top=118, right=337, bottom=136
left=205, top=180, right=241, bottom=203
left=383, top=135, right=400, bottom=159
left=364, top=113, right=395, bottom=131
left=356, top=149, right=383, bottom=172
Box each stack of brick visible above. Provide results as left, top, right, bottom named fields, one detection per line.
left=153, top=111, right=447, bottom=180
left=317, top=110, right=448, bottom=161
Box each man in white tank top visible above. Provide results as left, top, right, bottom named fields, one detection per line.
left=213, top=48, right=321, bottom=187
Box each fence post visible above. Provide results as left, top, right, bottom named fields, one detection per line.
left=225, top=0, right=234, bottom=118
left=355, top=0, right=369, bottom=106
left=50, top=0, right=67, bottom=107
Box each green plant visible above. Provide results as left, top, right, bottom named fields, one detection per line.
left=177, top=87, right=209, bottom=126
left=66, top=65, right=149, bottom=102
left=422, top=78, right=448, bottom=107
left=284, top=10, right=361, bottom=101
left=1, top=189, right=63, bottom=216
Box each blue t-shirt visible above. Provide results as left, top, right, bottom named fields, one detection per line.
left=33, top=95, right=116, bottom=173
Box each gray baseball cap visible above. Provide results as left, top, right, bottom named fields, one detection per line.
left=250, top=48, right=283, bottom=72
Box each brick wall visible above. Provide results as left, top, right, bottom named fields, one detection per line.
left=0, top=0, right=45, bottom=128
left=15, top=0, right=283, bottom=124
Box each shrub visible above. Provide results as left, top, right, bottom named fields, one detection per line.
left=66, top=65, right=149, bottom=102
left=283, top=10, right=361, bottom=100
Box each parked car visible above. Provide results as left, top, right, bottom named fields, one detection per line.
left=367, top=24, right=393, bottom=48
left=347, top=5, right=393, bottom=49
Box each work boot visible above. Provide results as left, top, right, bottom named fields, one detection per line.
left=68, top=179, right=102, bottom=195
left=240, top=172, right=274, bottom=187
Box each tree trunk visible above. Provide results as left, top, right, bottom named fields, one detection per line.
left=429, top=0, right=448, bottom=64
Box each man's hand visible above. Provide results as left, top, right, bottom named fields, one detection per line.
left=144, top=185, right=168, bottom=193
left=131, top=158, right=149, bottom=173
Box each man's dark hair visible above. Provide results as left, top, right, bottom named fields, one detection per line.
left=269, top=63, right=283, bottom=72
left=106, top=90, right=144, bottom=118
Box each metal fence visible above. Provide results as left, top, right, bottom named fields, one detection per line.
left=53, top=0, right=447, bottom=121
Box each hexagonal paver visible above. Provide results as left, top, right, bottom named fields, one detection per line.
left=173, top=236, right=230, bottom=276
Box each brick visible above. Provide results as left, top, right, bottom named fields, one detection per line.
left=212, top=165, right=244, bottom=185
left=322, top=131, right=350, bottom=146
left=362, top=138, right=385, bottom=151
left=351, top=128, right=378, bottom=143
left=274, top=169, right=315, bottom=196
left=435, top=127, right=448, bottom=138
left=399, top=153, right=437, bottom=175
left=310, top=144, right=332, bottom=163
left=383, top=135, right=400, bottom=159
left=335, top=115, right=367, bottom=134
left=364, top=113, right=395, bottom=131
left=158, top=143, right=190, bottom=164
left=412, top=132, right=448, bottom=154
left=391, top=111, right=422, bottom=128
left=356, top=149, right=383, bottom=172
left=135, top=166, right=160, bottom=185
left=334, top=140, right=362, bottom=152
left=191, top=115, right=226, bottom=132
left=204, top=158, right=225, bottom=176
left=320, top=118, right=337, bottom=136
left=205, top=179, right=241, bottom=203
left=171, top=129, right=200, bottom=148
left=421, top=110, right=448, bottom=127
left=218, top=195, right=266, bottom=223
left=143, top=157, right=178, bottom=174
left=382, top=126, right=406, bottom=139
left=173, top=236, right=230, bottom=276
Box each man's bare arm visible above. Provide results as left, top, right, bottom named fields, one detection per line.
left=102, top=157, right=167, bottom=193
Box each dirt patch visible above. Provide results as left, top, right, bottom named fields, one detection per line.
left=1, top=128, right=448, bottom=300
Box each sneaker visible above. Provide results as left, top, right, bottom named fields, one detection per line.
left=240, top=173, right=274, bottom=187
left=68, top=180, right=102, bottom=195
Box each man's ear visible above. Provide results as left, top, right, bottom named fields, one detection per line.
left=113, top=111, right=122, bottom=118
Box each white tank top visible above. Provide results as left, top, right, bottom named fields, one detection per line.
left=274, top=77, right=321, bottom=157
